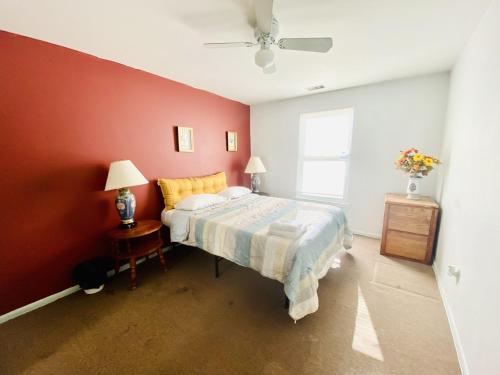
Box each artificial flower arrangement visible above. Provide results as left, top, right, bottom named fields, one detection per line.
left=395, top=148, right=441, bottom=176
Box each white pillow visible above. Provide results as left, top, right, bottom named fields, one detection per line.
left=174, top=194, right=227, bottom=211
left=218, top=186, right=252, bottom=200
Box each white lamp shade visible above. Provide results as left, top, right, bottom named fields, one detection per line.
left=104, top=160, right=148, bottom=191
left=245, top=156, right=267, bottom=174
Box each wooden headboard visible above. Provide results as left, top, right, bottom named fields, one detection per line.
left=157, top=172, right=227, bottom=210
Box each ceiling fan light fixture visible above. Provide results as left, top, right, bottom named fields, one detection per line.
left=204, top=0, right=333, bottom=75
left=255, top=48, right=274, bottom=68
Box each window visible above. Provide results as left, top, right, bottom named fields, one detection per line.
left=296, top=108, right=354, bottom=202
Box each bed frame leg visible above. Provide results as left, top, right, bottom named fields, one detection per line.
left=214, top=255, right=220, bottom=278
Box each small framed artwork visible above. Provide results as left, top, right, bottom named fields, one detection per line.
left=226, top=131, right=238, bottom=152
left=177, top=126, right=194, bottom=152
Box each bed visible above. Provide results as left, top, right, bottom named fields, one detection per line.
left=158, top=172, right=352, bottom=320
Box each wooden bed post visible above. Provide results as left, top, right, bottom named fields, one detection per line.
left=214, top=255, right=220, bottom=278
left=284, top=296, right=290, bottom=309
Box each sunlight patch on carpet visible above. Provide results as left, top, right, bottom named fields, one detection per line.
left=352, top=285, right=384, bottom=361
left=372, top=261, right=439, bottom=300
left=330, top=257, right=341, bottom=269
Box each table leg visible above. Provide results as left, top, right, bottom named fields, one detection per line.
left=114, top=259, right=120, bottom=276
left=129, top=257, right=137, bottom=290
left=157, top=248, right=167, bottom=272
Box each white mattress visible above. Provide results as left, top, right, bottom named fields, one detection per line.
left=160, top=209, right=175, bottom=227
left=160, top=194, right=249, bottom=227
left=161, top=208, right=195, bottom=241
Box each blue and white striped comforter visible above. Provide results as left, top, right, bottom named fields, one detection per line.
left=169, top=194, right=352, bottom=320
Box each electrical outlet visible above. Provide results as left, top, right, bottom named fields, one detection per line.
left=448, top=265, right=461, bottom=284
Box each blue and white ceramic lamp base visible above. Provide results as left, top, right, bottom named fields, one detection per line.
left=251, top=174, right=261, bottom=193
left=115, top=188, right=137, bottom=228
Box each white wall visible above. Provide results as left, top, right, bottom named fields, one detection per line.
left=434, top=1, right=500, bottom=374
left=251, top=73, right=449, bottom=236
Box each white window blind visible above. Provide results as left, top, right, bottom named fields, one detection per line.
left=297, top=108, right=354, bottom=202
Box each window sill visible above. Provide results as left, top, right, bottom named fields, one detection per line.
left=295, top=193, right=351, bottom=207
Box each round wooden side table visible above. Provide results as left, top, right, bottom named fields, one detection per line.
left=107, top=220, right=166, bottom=289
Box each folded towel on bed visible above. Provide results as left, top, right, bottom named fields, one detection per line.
left=269, top=220, right=306, bottom=239
left=269, top=220, right=304, bottom=233
left=269, top=227, right=306, bottom=239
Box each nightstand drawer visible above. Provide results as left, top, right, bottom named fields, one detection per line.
left=387, top=204, right=432, bottom=235
left=385, top=230, right=428, bottom=261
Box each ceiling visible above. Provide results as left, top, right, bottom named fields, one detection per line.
left=0, top=0, right=491, bottom=104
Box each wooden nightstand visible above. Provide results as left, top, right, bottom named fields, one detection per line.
left=380, top=194, right=439, bottom=265
left=108, top=220, right=166, bottom=289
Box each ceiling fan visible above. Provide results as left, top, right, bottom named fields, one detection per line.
left=203, top=0, right=333, bottom=74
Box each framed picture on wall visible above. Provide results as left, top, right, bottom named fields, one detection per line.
left=226, top=131, right=237, bottom=152
left=177, top=126, right=194, bottom=152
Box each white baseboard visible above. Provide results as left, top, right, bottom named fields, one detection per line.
left=0, top=285, right=81, bottom=324
left=433, top=264, right=468, bottom=375
left=352, top=230, right=381, bottom=239
left=0, top=245, right=172, bottom=325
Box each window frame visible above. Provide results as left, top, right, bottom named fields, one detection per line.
left=296, top=108, right=354, bottom=204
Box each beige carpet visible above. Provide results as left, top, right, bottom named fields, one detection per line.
left=0, top=236, right=460, bottom=375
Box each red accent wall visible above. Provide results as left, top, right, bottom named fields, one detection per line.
left=0, top=31, right=250, bottom=315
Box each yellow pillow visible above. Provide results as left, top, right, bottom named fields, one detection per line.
left=157, top=172, right=227, bottom=210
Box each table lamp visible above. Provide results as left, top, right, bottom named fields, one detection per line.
left=104, top=160, right=148, bottom=229
left=245, top=156, right=267, bottom=193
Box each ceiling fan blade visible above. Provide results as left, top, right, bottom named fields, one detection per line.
left=278, top=37, right=333, bottom=53
left=254, top=0, right=274, bottom=34
left=203, top=42, right=257, bottom=49
left=263, top=62, right=276, bottom=74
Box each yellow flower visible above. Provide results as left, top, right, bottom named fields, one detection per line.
left=413, top=153, right=424, bottom=162
left=423, top=157, right=433, bottom=166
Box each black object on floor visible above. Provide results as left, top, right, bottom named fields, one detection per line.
left=73, top=257, right=111, bottom=292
